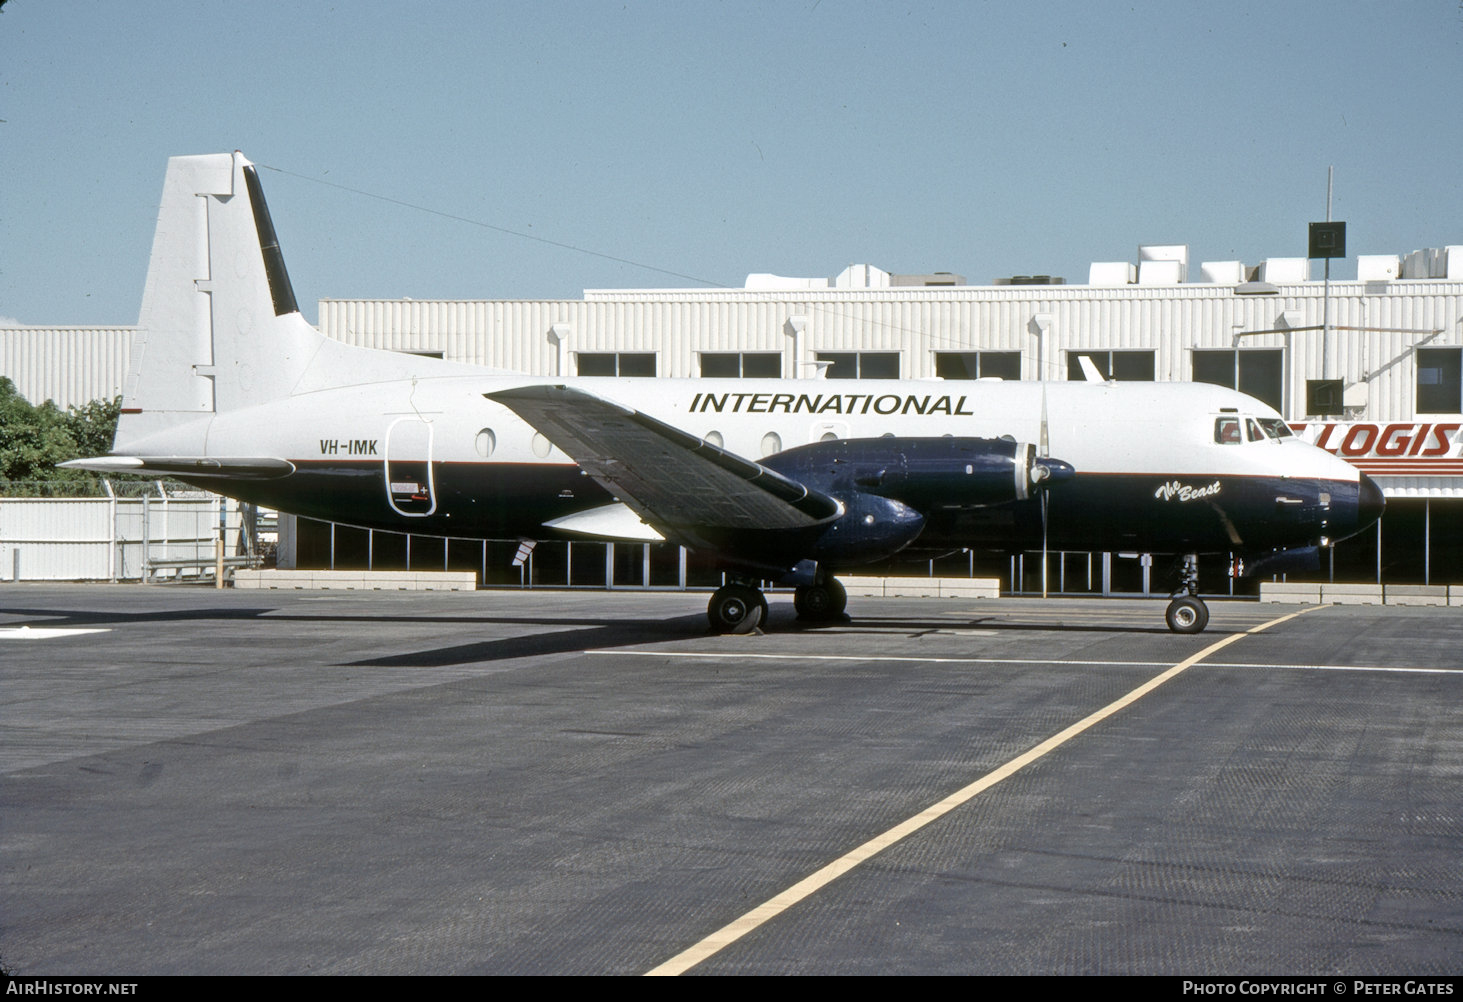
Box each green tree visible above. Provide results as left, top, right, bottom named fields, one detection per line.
left=0, top=378, right=121, bottom=495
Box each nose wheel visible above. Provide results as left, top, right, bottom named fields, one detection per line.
left=1165, top=595, right=1209, bottom=634
left=1165, top=553, right=1209, bottom=633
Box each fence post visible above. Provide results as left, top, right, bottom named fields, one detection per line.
left=142, top=495, right=151, bottom=582
left=215, top=496, right=225, bottom=588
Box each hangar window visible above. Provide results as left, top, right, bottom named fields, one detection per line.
left=1416, top=348, right=1462, bottom=413
left=1305, top=379, right=1345, bottom=417
left=1192, top=349, right=1283, bottom=413
left=817, top=352, right=900, bottom=379
left=700, top=352, right=782, bottom=378
left=1067, top=350, right=1154, bottom=382
left=934, top=351, right=1022, bottom=380
left=576, top=352, right=657, bottom=377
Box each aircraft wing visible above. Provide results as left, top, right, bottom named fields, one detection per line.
left=486, top=385, right=841, bottom=538
left=59, top=456, right=296, bottom=480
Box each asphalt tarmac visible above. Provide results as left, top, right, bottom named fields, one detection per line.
left=2, top=585, right=1461, bottom=975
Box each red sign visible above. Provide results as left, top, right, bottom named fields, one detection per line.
left=1289, top=422, right=1463, bottom=476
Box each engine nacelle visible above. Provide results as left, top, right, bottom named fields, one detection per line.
left=807, top=491, right=926, bottom=565
left=762, top=437, right=1073, bottom=509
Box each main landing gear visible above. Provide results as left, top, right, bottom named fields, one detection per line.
left=1165, top=553, right=1209, bottom=634
left=793, top=578, right=847, bottom=622
left=706, top=576, right=849, bottom=634
left=706, top=583, right=768, bottom=634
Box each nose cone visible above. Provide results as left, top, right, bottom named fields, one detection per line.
left=1032, top=456, right=1076, bottom=487
left=1357, top=474, right=1386, bottom=530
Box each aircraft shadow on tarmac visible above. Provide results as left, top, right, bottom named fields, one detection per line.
left=2, top=603, right=1180, bottom=671
left=338, top=609, right=1173, bottom=668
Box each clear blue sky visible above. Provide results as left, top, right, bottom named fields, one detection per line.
left=3, top=0, right=1461, bottom=327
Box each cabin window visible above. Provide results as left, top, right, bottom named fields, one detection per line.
left=1214, top=417, right=1242, bottom=444
left=700, top=352, right=782, bottom=378
left=1067, top=350, right=1154, bottom=381
left=1192, top=348, right=1283, bottom=412
left=1417, top=348, right=1462, bottom=413
left=817, top=352, right=900, bottom=379
left=576, top=352, right=657, bottom=377
left=934, top=351, right=1021, bottom=380
left=474, top=428, right=497, bottom=458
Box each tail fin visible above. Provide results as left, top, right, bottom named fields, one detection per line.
left=116, top=151, right=324, bottom=451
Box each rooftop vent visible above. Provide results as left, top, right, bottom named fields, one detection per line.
left=994, top=275, right=1066, bottom=286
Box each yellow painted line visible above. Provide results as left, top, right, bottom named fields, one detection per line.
left=643, top=605, right=1320, bottom=976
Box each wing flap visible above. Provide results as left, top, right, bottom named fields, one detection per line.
left=487, top=385, right=839, bottom=534
left=544, top=503, right=666, bottom=542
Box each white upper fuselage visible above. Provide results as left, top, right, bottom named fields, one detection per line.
left=171, top=368, right=1359, bottom=488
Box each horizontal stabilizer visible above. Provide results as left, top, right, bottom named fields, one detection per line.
left=60, top=456, right=297, bottom=480
left=487, top=385, right=841, bottom=539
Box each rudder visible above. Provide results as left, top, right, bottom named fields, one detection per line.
left=116, top=152, right=324, bottom=451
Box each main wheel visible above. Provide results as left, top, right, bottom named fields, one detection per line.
left=1165, top=596, right=1209, bottom=634
left=794, top=578, right=848, bottom=621
left=708, top=585, right=765, bottom=634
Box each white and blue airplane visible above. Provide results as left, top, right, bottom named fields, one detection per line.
left=66, top=152, right=1385, bottom=633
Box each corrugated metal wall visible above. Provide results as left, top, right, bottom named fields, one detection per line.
left=0, top=328, right=132, bottom=407
left=5, top=278, right=1460, bottom=423
left=319, top=279, right=1463, bottom=423
left=0, top=495, right=229, bottom=582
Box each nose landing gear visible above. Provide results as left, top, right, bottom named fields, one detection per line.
left=1165, top=553, right=1209, bottom=634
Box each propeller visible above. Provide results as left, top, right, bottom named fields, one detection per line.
left=1029, top=385, right=1075, bottom=597
left=1039, top=384, right=1050, bottom=598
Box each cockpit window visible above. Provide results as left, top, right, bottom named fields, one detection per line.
left=1246, top=418, right=1265, bottom=442
left=1258, top=418, right=1294, bottom=440
left=1214, top=417, right=1242, bottom=444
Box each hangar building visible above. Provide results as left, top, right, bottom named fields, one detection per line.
left=4, top=242, right=1461, bottom=593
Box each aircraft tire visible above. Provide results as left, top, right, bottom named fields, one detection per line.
left=1165, top=596, right=1209, bottom=634
left=794, top=578, right=848, bottom=621
left=708, top=585, right=765, bottom=634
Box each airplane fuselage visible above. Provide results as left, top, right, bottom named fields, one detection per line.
left=158, top=373, right=1374, bottom=562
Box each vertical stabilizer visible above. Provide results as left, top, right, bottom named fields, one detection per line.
left=116, top=151, right=324, bottom=450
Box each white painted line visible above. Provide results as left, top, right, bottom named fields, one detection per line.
left=1206, top=662, right=1463, bottom=676
left=0, top=627, right=111, bottom=640
left=594, top=650, right=1463, bottom=676
left=643, top=606, right=1318, bottom=976
left=591, top=649, right=1172, bottom=668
